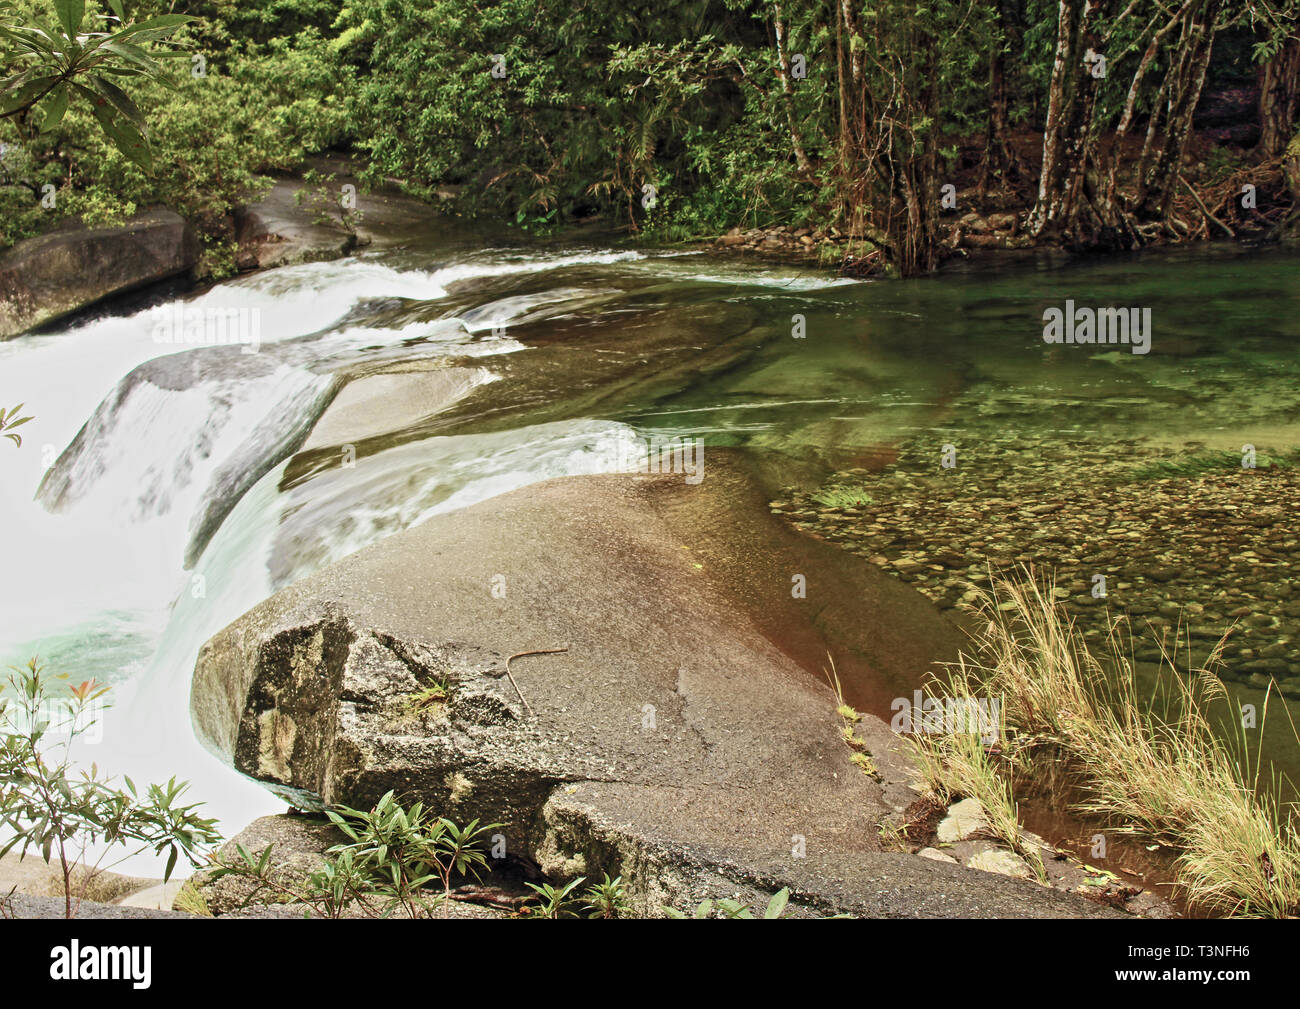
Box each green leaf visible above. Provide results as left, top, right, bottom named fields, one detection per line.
left=97, top=38, right=161, bottom=75
left=39, top=84, right=68, bottom=132
left=88, top=76, right=144, bottom=127
left=52, top=0, right=85, bottom=38
left=0, top=76, right=59, bottom=115
left=1, top=26, right=59, bottom=58
left=77, top=83, right=152, bottom=170
left=116, top=15, right=196, bottom=37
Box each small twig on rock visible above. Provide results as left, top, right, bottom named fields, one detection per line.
left=504, top=646, right=569, bottom=716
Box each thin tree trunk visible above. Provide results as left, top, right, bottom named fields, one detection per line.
left=982, top=0, right=1025, bottom=193
left=773, top=6, right=813, bottom=175
left=1135, top=0, right=1221, bottom=220
left=1259, top=33, right=1300, bottom=159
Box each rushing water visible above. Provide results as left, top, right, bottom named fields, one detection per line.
left=2, top=232, right=1298, bottom=873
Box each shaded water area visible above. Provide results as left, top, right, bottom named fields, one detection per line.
left=1, top=226, right=1297, bottom=876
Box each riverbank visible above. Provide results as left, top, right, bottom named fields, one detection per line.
left=0, top=156, right=450, bottom=340
left=5, top=136, right=1298, bottom=343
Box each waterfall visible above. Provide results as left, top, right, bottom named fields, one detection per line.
left=0, top=247, right=668, bottom=873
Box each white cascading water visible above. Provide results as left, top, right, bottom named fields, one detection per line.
left=0, top=248, right=665, bottom=875
left=0, top=242, right=857, bottom=876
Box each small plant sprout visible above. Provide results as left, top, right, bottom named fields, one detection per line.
left=521, top=876, right=585, bottom=919
left=406, top=678, right=451, bottom=714
left=582, top=873, right=630, bottom=918
left=824, top=655, right=879, bottom=778
left=664, top=887, right=794, bottom=919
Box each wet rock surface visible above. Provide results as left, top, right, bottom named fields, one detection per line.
left=897, top=797, right=1174, bottom=916
left=192, top=470, right=1118, bottom=917
left=232, top=155, right=444, bottom=272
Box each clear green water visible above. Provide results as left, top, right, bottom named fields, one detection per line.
left=448, top=239, right=1300, bottom=797
left=614, top=245, right=1300, bottom=463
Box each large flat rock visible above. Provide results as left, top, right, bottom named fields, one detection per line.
left=191, top=469, right=1117, bottom=917
left=0, top=209, right=198, bottom=338
left=233, top=157, right=448, bottom=271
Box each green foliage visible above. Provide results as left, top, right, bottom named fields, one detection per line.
left=0, top=657, right=221, bottom=918
left=1123, top=448, right=1300, bottom=482
left=404, top=678, right=450, bottom=713
left=810, top=483, right=871, bottom=509
left=0, top=0, right=195, bottom=169
left=4, top=0, right=1297, bottom=263
left=295, top=167, right=363, bottom=234
left=581, top=872, right=629, bottom=918
left=520, top=875, right=585, bottom=919
left=517, top=871, right=629, bottom=918
left=334, top=0, right=822, bottom=234
left=1, top=3, right=353, bottom=260
left=325, top=791, right=499, bottom=916
left=209, top=790, right=501, bottom=918
left=664, top=886, right=793, bottom=919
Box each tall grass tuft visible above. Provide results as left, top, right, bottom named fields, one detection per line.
left=907, top=569, right=1300, bottom=917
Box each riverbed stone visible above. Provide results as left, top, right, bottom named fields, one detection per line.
left=937, top=797, right=987, bottom=843
left=299, top=364, right=491, bottom=452
left=194, top=812, right=344, bottom=915
left=966, top=848, right=1035, bottom=880
left=778, top=432, right=1300, bottom=699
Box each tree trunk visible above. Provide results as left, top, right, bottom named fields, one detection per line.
left=1259, top=33, right=1300, bottom=160
left=772, top=6, right=813, bottom=175
left=1092, top=0, right=1196, bottom=238
left=1134, top=0, right=1220, bottom=220
left=982, top=50, right=1016, bottom=191
left=1029, top=0, right=1108, bottom=239
left=981, top=0, right=1025, bottom=193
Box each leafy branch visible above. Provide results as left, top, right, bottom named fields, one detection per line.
left=0, top=0, right=196, bottom=169
left=0, top=403, right=32, bottom=447
left=0, top=658, right=221, bottom=918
